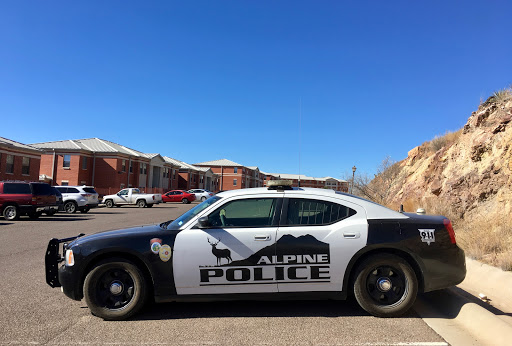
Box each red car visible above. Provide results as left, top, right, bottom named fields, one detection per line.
left=161, top=190, right=196, bottom=204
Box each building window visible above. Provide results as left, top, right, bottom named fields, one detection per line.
left=61, top=180, right=69, bottom=186
left=144, top=163, right=147, bottom=175
left=63, top=155, right=71, bottom=168
left=82, top=157, right=87, bottom=170
left=120, top=183, right=125, bottom=189
left=0, top=153, right=2, bottom=172
left=173, top=169, right=176, bottom=179
left=234, top=167, right=238, bottom=174
left=122, top=160, right=126, bottom=172
left=200, top=176, right=203, bottom=184
left=233, top=179, right=237, bottom=186
left=6, top=155, right=14, bottom=174
left=22, top=157, right=30, bottom=175
left=129, top=161, right=133, bottom=173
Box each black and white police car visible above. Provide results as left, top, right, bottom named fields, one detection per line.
left=45, top=180, right=466, bottom=320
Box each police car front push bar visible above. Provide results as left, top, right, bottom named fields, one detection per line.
left=45, top=234, right=85, bottom=288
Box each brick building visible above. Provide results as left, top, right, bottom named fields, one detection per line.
left=194, top=159, right=265, bottom=191
left=262, top=172, right=349, bottom=192
left=31, top=138, right=178, bottom=196
left=0, top=137, right=41, bottom=182
left=163, top=157, right=219, bottom=191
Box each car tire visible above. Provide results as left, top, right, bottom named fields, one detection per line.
left=80, top=207, right=90, bottom=214
left=353, top=254, right=418, bottom=318
left=64, top=201, right=77, bottom=214
left=146, top=204, right=153, bottom=208
left=3, top=205, right=20, bottom=221
left=137, top=199, right=146, bottom=208
left=28, top=211, right=42, bottom=219
left=105, top=200, right=114, bottom=208
left=201, top=196, right=206, bottom=201
left=83, top=259, right=148, bottom=321
left=45, top=210, right=56, bottom=216
left=181, top=198, right=189, bottom=204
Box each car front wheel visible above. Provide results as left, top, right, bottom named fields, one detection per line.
left=3, top=205, right=20, bottom=220
left=83, top=259, right=148, bottom=320
left=353, top=254, right=418, bottom=317
left=64, top=201, right=77, bottom=214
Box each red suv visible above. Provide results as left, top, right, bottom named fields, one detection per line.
left=0, top=182, right=58, bottom=220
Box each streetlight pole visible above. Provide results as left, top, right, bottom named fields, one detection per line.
left=351, top=166, right=357, bottom=194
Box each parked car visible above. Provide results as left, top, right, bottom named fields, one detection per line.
left=55, top=186, right=99, bottom=214
left=44, top=187, right=63, bottom=216
left=161, top=190, right=196, bottom=204
left=102, top=188, right=162, bottom=208
left=188, top=189, right=214, bottom=202
left=45, top=180, right=465, bottom=320
left=0, top=181, right=58, bottom=220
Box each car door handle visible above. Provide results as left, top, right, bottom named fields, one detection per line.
left=254, top=235, right=271, bottom=241
left=343, top=231, right=360, bottom=239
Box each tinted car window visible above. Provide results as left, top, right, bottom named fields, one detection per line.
left=31, top=183, right=53, bottom=195
left=67, top=188, right=80, bottom=193
left=55, top=187, right=68, bottom=193
left=83, top=188, right=97, bottom=194
left=208, top=198, right=277, bottom=228
left=3, top=183, right=32, bottom=194
left=286, top=198, right=356, bottom=226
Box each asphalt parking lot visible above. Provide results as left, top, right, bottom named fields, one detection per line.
left=0, top=203, right=447, bottom=345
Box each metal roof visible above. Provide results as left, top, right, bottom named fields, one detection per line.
left=163, top=156, right=201, bottom=171
left=194, top=158, right=244, bottom=167
left=31, top=138, right=145, bottom=157
left=0, top=137, right=42, bottom=153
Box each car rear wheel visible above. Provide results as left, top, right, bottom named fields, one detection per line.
left=201, top=196, right=206, bottom=201
left=353, top=254, right=418, bottom=317
left=64, top=201, right=77, bottom=214
left=181, top=198, right=189, bottom=204
left=137, top=199, right=146, bottom=208
left=80, top=207, right=90, bottom=214
left=45, top=209, right=56, bottom=216
left=146, top=204, right=153, bottom=208
left=3, top=205, right=20, bottom=220
left=84, top=259, right=148, bottom=320
left=105, top=200, right=114, bottom=208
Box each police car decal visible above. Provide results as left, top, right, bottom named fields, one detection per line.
left=199, top=234, right=330, bottom=285
left=418, top=229, right=436, bottom=245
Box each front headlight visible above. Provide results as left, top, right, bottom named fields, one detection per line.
left=65, top=249, right=75, bottom=266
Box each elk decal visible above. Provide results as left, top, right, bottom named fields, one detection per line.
left=208, top=238, right=232, bottom=265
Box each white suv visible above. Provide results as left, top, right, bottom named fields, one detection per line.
left=54, top=186, right=99, bottom=213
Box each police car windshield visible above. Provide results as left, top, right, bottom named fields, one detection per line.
left=166, top=196, right=221, bottom=230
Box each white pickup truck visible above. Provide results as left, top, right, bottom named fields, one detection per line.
left=102, top=188, right=162, bottom=208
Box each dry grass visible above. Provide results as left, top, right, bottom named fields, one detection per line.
left=396, top=197, right=512, bottom=271
left=482, top=86, right=512, bottom=107
left=427, top=129, right=463, bottom=153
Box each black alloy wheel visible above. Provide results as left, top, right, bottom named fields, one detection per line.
left=84, top=259, right=147, bottom=320
left=353, top=254, right=418, bottom=317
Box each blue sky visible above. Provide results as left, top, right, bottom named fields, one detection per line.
left=1, top=1, right=511, bottom=179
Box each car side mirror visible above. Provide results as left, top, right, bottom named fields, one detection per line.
left=197, top=216, right=210, bottom=228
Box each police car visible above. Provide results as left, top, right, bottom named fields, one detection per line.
left=45, top=180, right=466, bottom=320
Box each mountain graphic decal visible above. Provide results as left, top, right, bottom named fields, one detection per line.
left=223, top=234, right=330, bottom=267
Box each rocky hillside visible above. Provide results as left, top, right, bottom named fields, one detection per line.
left=371, top=88, right=512, bottom=269
left=383, top=91, right=512, bottom=220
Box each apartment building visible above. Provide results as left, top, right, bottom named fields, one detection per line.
left=262, top=172, right=349, bottom=192
left=163, top=157, right=219, bottom=191
left=0, top=137, right=41, bottom=182
left=31, top=138, right=178, bottom=195
left=194, top=159, right=264, bottom=191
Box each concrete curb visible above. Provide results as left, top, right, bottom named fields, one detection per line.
left=416, top=285, right=512, bottom=345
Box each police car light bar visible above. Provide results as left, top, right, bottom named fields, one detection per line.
left=267, top=180, right=294, bottom=190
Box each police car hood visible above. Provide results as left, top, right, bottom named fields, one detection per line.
left=71, top=224, right=164, bottom=246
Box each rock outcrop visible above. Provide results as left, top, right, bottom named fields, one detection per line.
left=382, top=96, right=512, bottom=221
